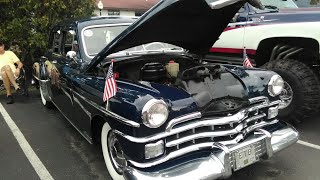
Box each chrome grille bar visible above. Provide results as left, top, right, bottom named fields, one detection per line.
left=166, top=120, right=278, bottom=148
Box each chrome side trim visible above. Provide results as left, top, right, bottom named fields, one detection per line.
left=71, top=90, right=140, bottom=128
left=165, top=112, right=202, bottom=132
left=73, top=95, right=92, bottom=118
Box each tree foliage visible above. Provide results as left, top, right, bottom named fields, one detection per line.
left=0, top=0, right=96, bottom=60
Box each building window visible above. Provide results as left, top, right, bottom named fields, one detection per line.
left=108, top=10, right=120, bottom=16
left=135, top=11, right=144, bottom=16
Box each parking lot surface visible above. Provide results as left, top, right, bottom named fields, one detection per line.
left=0, top=90, right=320, bottom=180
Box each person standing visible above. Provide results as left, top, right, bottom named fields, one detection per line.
left=0, top=39, right=23, bottom=104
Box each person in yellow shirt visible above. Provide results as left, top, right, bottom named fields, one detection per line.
left=0, top=40, right=23, bottom=104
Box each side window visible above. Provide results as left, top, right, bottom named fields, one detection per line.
left=62, top=30, right=75, bottom=55
left=52, top=30, right=62, bottom=54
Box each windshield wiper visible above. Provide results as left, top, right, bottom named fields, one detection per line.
left=263, top=5, right=279, bottom=11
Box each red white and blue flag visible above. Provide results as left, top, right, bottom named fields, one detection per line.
left=103, top=60, right=117, bottom=102
left=243, top=48, right=254, bottom=68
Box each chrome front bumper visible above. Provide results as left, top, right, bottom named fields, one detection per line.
left=123, top=125, right=298, bottom=180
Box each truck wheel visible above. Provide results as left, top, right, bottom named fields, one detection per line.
left=262, top=59, right=320, bottom=121
left=101, top=122, right=125, bottom=180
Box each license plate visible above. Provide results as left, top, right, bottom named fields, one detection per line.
left=233, top=145, right=257, bottom=171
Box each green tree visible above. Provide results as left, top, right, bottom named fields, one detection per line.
left=0, top=0, right=96, bottom=62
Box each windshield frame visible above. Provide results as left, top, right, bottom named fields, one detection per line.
left=81, top=23, right=132, bottom=59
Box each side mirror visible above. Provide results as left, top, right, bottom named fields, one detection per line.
left=248, top=0, right=264, bottom=9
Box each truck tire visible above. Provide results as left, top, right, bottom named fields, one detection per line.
left=262, top=59, right=320, bottom=122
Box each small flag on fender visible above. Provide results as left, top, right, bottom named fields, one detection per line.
left=243, top=48, right=254, bottom=68
left=103, top=60, right=117, bottom=102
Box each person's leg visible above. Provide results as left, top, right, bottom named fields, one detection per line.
left=1, top=70, right=11, bottom=96
left=1, top=68, right=14, bottom=104
left=4, top=65, right=19, bottom=90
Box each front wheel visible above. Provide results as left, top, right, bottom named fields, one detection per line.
left=262, top=59, right=320, bottom=121
left=101, top=122, right=125, bottom=180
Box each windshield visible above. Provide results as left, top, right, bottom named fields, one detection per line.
left=82, top=25, right=129, bottom=57
left=82, top=25, right=183, bottom=58
left=260, top=0, right=298, bottom=9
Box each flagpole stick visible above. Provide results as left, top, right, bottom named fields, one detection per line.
left=106, top=99, right=109, bottom=110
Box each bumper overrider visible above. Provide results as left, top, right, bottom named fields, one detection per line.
left=123, top=123, right=298, bottom=180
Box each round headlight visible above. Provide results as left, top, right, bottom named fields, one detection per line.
left=268, top=75, right=284, bottom=97
left=142, top=99, right=169, bottom=128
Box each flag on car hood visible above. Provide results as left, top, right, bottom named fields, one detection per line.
left=103, top=60, right=117, bottom=102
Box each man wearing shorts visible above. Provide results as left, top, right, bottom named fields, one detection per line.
left=0, top=39, right=23, bottom=104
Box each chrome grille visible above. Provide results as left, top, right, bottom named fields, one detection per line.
left=165, top=97, right=279, bottom=154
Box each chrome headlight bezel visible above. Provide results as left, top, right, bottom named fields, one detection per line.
left=268, top=75, right=284, bottom=97
left=142, top=99, right=169, bottom=128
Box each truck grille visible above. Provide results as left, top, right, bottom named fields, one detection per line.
left=165, top=97, right=279, bottom=154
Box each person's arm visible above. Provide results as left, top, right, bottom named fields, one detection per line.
left=10, top=51, right=23, bottom=76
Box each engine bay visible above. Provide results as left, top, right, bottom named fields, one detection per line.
left=104, top=54, right=248, bottom=114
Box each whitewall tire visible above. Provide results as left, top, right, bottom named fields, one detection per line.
left=39, top=85, right=52, bottom=108
left=101, top=122, right=125, bottom=180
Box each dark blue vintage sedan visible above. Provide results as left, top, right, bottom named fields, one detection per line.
left=33, top=0, right=299, bottom=179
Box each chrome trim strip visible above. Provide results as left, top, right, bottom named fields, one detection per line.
left=165, top=112, right=202, bottom=132
left=248, top=100, right=281, bottom=112
left=208, top=0, right=244, bottom=9
left=71, top=90, right=140, bottom=128
left=166, top=126, right=243, bottom=148
left=244, top=113, right=266, bottom=124
left=73, top=95, right=92, bottom=118
left=243, top=119, right=278, bottom=134
left=249, top=96, right=268, bottom=104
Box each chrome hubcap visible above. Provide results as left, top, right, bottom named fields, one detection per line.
left=108, top=131, right=126, bottom=174
left=279, top=81, right=293, bottom=109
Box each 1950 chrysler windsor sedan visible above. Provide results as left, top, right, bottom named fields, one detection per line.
left=33, top=0, right=299, bottom=179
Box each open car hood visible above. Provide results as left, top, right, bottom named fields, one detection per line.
left=86, top=0, right=252, bottom=71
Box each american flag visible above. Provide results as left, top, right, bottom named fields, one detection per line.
left=243, top=48, right=254, bottom=68
left=103, top=61, right=117, bottom=102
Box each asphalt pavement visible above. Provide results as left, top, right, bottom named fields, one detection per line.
left=0, top=89, right=320, bottom=180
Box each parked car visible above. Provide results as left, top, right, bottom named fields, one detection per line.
left=210, top=0, right=320, bottom=122
left=33, top=0, right=298, bottom=179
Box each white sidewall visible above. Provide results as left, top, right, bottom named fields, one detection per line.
left=39, top=87, right=47, bottom=106
left=101, top=122, right=124, bottom=180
